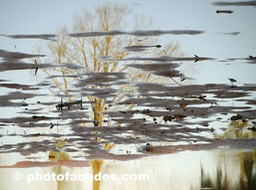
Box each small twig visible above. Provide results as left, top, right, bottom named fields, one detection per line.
left=170, top=77, right=183, bottom=86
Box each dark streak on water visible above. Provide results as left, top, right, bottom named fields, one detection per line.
left=212, top=1, right=256, bottom=7
left=0, top=29, right=205, bottom=41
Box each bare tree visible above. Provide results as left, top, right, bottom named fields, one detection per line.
left=38, top=4, right=183, bottom=126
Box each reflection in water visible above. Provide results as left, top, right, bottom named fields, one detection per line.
left=1, top=1, right=256, bottom=190
left=92, top=160, right=103, bottom=190
left=215, top=119, right=256, bottom=139
left=48, top=151, right=71, bottom=190
left=0, top=149, right=255, bottom=190
left=48, top=151, right=104, bottom=190
left=200, top=150, right=256, bottom=190
left=1, top=3, right=256, bottom=159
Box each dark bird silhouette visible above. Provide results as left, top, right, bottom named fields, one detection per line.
left=194, top=54, right=199, bottom=63
left=50, top=122, right=54, bottom=129
left=34, top=59, right=38, bottom=75
left=228, top=78, right=236, bottom=83
left=228, top=78, right=237, bottom=86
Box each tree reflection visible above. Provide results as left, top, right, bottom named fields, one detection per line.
left=48, top=151, right=72, bottom=190
left=199, top=150, right=256, bottom=190
left=215, top=120, right=256, bottom=139
left=92, top=160, right=103, bottom=190
left=48, top=150, right=104, bottom=190
left=37, top=3, right=184, bottom=127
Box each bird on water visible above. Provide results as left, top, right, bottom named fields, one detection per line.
left=228, top=78, right=237, bottom=86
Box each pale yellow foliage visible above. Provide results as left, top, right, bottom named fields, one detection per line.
left=39, top=4, right=184, bottom=127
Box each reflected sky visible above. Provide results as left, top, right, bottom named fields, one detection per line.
left=0, top=0, right=256, bottom=86
left=0, top=1, right=256, bottom=189
left=1, top=0, right=256, bottom=55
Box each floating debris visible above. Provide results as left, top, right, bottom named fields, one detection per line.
left=230, top=114, right=243, bottom=121
left=216, top=10, right=233, bottom=14
left=163, top=115, right=175, bottom=123
left=144, top=143, right=153, bottom=152
left=123, top=44, right=162, bottom=52
left=56, top=98, right=83, bottom=112
left=34, top=59, right=38, bottom=75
